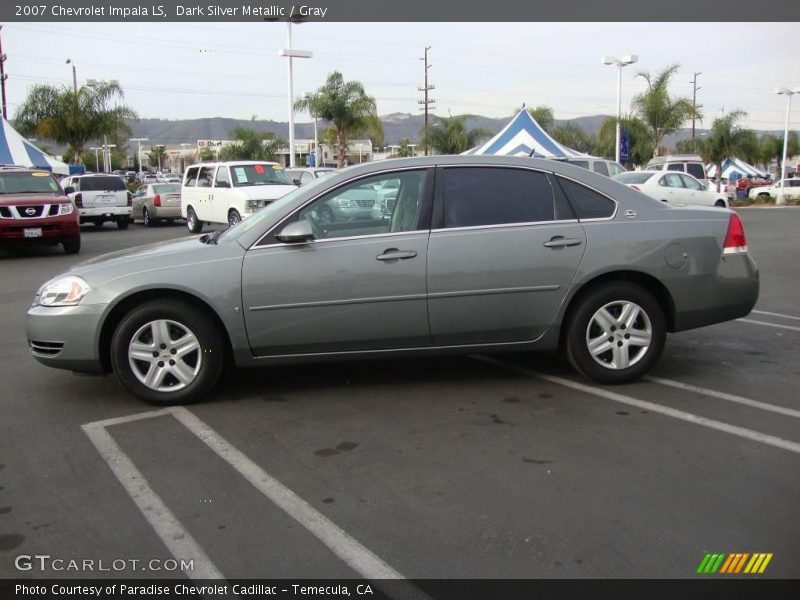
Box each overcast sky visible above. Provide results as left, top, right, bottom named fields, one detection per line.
left=3, top=22, right=798, bottom=131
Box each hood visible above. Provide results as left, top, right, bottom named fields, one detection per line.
left=0, top=193, right=70, bottom=205
left=234, top=184, right=298, bottom=201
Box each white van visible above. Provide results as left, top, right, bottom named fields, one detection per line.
left=645, top=155, right=710, bottom=189
left=181, top=161, right=297, bottom=233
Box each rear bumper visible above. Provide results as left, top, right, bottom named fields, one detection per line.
left=150, top=206, right=181, bottom=219
left=79, top=207, right=132, bottom=219
left=671, top=252, right=759, bottom=332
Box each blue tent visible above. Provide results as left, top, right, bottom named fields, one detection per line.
left=463, top=108, right=587, bottom=158
left=0, top=118, right=70, bottom=175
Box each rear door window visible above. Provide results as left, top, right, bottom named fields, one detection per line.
left=197, top=166, right=215, bottom=187
left=661, top=174, right=685, bottom=188
left=78, top=176, right=126, bottom=192
left=556, top=177, right=616, bottom=220
left=593, top=161, right=609, bottom=176
left=441, top=167, right=555, bottom=228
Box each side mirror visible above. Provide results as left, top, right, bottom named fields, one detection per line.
left=292, top=178, right=302, bottom=186
left=63, top=186, right=75, bottom=195
left=275, top=220, right=315, bottom=243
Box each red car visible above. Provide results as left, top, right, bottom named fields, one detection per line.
left=0, top=168, right=80, bottom=254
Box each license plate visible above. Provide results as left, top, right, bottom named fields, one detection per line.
left=24, top=228, right=43, bottom=238
left=96, top=195, right=111, bottom=203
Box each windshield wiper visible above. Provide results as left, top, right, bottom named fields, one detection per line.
left=200, top=228, right=227, bottom=245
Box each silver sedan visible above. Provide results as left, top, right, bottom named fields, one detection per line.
left=26, top=156, right=759, bottom=404
left=131, top=183, right=182, bottom=226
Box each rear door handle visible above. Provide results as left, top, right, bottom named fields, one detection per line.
left=376, top=249, right=417, bottom=261
left=543, top=237, right=583, bottom=249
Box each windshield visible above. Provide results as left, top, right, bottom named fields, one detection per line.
left=230, top=164, right=294, bottom=187
left=153, top=184, right=180, bottom=194
left=0, top=171, right=60, bottom=194
left=614, top=172, right=655, bottom=185
left=80, top=176, right=126, bottom=191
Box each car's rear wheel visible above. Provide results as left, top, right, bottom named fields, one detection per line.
left=228, top=209, right=242, bottom=227
left=715, top=200, right=726, bottom=207
left=186, top=207, right=203, bottom=233
left=110, top=300, right=225, bottom=405
left=62, top=238, right=81, bottom=254
left=92, top=219, right=104, bottom=229
left=565, top=283, right=666, bottom=384
left=143, top=207, right=152, bottom=227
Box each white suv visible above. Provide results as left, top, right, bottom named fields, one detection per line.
left=181, top=161, right=297, bottom=232
left=61, top=174, right=132, bottom=229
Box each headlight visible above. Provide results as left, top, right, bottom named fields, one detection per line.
left=59, top=203, right=74, bottom=215
left=38, top=276, right=91, bottom=307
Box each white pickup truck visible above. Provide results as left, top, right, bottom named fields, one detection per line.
left=61, top=174, right=132, bottom=229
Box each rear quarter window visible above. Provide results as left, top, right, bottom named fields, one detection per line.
left=686, top=163, right=706, bottom=180
left=557, top=177, right=616, bottom=220
left=184, top=167, right=200, bottom=186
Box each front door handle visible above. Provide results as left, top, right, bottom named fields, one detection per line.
left=543, top=236, right=583, bottom=249
left=376, top=249, right=418, bottom=261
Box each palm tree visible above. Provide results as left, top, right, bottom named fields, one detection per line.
left=294, top=72, right=382, bottom=168
left=420, top=115, right=492, bottom=155
left=760, top=132, right=799, bottom=176
left=14, top=81, right=136, bottom=165
left=631, top=64, right=698, bottom=158
left=147, top=145, right=168, bottom=172
left=595, top=115, right=653, bottom=167
left=218, top=126, right=285, bottom=162
left=397, top=138, right=413, bottom=158
left=697, top=111, right=752, bottom=192
left=551, top=121, right=594, bottom=154
left=526, top=106, right=555, bottom=132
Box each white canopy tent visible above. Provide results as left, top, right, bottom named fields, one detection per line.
left=0, top=118, right=70, bottom=175
left=706, top=158, right=768, bottom=180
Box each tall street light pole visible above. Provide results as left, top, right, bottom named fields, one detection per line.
left=130, top=137, right=148, bottom=179
left=65, top=58, right=77, bottom=94
left=278, top=21, right=312, bottom=168
left=89, top=147, right=101, bottom=172
left=301, top=92, right=318, bottom=167
left=775, top=86, right=800, bottom=206
left=0, top=26, right=9, bottom=120
left=691, top=72, right=702, bottom=152
left=602, top=55, right=638, bottom=164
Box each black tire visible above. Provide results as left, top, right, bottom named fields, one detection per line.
left=715, top=200, right=726, bottom=208
left=110, top=300, right=225, bottom=405
left=228, top=209, right=242, bottom=227
left=565, top=282, right=666, bottom=384
left=93, top=219, right=104, bottom=229
left=143, top=207, right=152, bottom=227
left=117, top=216, right=130, bottom=230
left=62, top=238, right=81, bottom=254
left=186, top=207, right=203, bottom=233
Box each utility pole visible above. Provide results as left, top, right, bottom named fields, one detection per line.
left=0, top=26, right=8, bottom=120
left=418, top=46, right=435, bottom=156
left=691, top=72, right=702, bottom=153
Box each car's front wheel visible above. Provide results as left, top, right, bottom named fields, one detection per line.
left=565, top=283, right=666, bottom=384
left=186, top=207, right=203, bottom=233
left=110, top=300, right=225, bottom=404
left=62, top=238, right=81, bottom=254
left=228, top=209, right=242, bottom=227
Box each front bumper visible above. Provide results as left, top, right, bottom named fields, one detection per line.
left=0, top=217, right=79, bottom=245
left=26, top=303, right=107, bottom=373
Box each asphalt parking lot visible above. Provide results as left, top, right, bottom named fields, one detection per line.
left=0, top=210, right=798, bottom=582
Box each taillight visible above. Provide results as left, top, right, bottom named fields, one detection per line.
left=153, top=194, right=161, bottom=207
left=127, top=191, right=133, bottom=206
left=74, top=193, right=82, bottom=208
left=723, top=213, right=747, bottom=255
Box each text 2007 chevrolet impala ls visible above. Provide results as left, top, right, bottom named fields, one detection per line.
left=26, top=156, right=758, bottom=404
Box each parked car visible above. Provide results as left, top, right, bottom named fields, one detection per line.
left=163, top=173, right=182, bottom=184
left=26, top=156, right=759, bottom=405
left=558, top=157, right=626, bottom=178
left=60, top=173, right=132, bottom=229
left=0, top=169, right=80, bottom=254
left=613, top=171, right=728, bottom=207
left=747, top=177, right=800, bottom=201
left=131, top=183, right=182, bottom=226
left=181, top=161, right=297, bottom=231
left=139, top=172, right=159, bottom=185
left=645, top=155, right=710, bottom=189
left=286, top=167, right=336, bottom=186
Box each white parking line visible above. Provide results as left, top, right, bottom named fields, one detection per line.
left=473, top=356, right=800, bottom=455
left=82, top=421, right=224, bottom=580
left=752, top=309, right=800, bottom=321
left=644, top=376, right=800, bottom=419
left=84, top=408, right=432, bottom=600
left=737, top=318, right=800, bottom=332
left=170, top=407, right=431, bottom=600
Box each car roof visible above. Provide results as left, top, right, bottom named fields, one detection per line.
left=185, top=160, right=281, bottom=169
